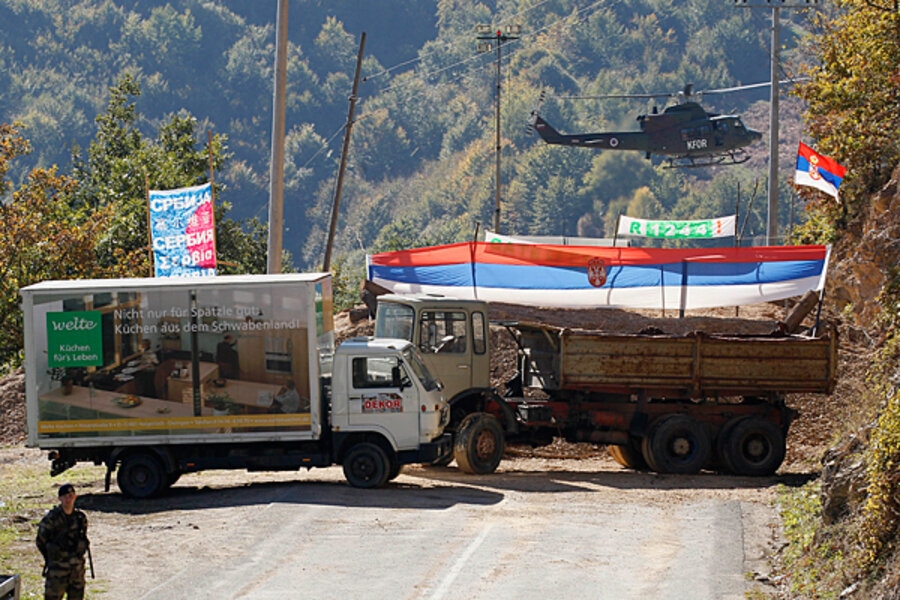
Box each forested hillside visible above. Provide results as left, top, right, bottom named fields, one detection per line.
left=0, top=0, right=815, bottom=275
left=6, top=2, right=900, bottom=597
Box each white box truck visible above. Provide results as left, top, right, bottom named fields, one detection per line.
left=21, top=274, right=451, bottom=496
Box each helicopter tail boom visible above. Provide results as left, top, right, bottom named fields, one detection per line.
left=531, top=115, right=647, bottom=151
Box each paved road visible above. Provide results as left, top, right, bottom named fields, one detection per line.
left=82, top=459, right=779, bottom=600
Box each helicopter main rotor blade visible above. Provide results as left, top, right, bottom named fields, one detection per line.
left=557, top=78, right=808, bottom=101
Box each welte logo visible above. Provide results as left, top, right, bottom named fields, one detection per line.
left=47, top=311, right=103, bottom=367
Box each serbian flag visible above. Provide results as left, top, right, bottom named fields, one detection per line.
left=148, top=182, right=217, bottom=277
left=794, top=142, right=846, bottom=200
left=367, top=242, right=830, bottom=310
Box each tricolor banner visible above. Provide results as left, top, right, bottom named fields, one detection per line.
left=795, top=142, right=846, bottom=200
left=367, top=242, right=830, bottom=310
left=617, top=215, right=736, bottom=239
left=149, top=182, right=217, bottom=277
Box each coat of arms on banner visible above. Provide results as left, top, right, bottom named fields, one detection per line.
left=587, top=258, right=607, bottom=287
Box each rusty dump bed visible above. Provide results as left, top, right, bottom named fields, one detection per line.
left=519, top=323, right=838, bottom=399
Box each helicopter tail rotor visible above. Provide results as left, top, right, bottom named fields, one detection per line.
left=526, top=89, right=546, bottom=135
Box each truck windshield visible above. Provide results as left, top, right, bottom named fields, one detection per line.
left=374, top=302, right=414, bottom=341
left=401, top=347, right=441, bottom=392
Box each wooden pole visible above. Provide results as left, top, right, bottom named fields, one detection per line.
left=323, top=32, right=366, bottom=271
left=145, top=172, right=153, bottom=276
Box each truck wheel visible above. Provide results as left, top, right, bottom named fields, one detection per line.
left=343, top=442, right=390, bottom=488
left=454, top=413, right=504, bottom=475
left=117, top=453, right=166, bottom=498
left=642, top=415, right=710, bottom=475
left=608, top=437, right=648, bottom=470
left=722, top=417, right=785, bottom=476
left=714, top=417, right=744, bottom=473
left=387, top=459, right=402, bottom=481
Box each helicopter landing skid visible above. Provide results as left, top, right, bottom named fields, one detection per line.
left=665, top=152, right=751, bottom=169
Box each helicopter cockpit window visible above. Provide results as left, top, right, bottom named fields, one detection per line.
left=699, top=125, right=711, bottom=137
left=734, top=119, right=746, bottom=130
left=681, top=128, right=693, bottom=141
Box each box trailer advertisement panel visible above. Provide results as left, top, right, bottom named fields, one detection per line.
left=23, top=274, right=334, bottom=445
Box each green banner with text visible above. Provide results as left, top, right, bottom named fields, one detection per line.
left=617, top=215, right=736, bottom=239
left=47, top=311, right=104, bottom=368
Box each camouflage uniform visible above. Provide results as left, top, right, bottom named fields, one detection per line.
left=36, top=505, right=89, bottom=600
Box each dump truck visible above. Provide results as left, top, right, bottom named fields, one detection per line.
left=372, top=293, right=838, bottom=476
left=22, top=274, right=452, bottom=497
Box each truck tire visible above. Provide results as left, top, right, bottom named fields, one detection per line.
left=608, top=437, right=648, bottom=470
left=343, top=442, right=390, bottom=488
left=641, top=415, right=710, bottom=475
left=117, top=453, right=166, bottom=498
left=454, top=413, right=504, bottom=475
left=714, top=417, right=744, bottom=473
left=387, top=459, right=402, bottom=481
left=722, top=417, right=785, bottom=476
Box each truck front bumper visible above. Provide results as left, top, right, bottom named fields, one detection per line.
left=399, top=433, right=453, bottom=465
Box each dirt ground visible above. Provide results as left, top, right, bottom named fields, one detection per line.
left=0, top=300, right=867, bottom=598
left=0, top=443, right=789, bottom=599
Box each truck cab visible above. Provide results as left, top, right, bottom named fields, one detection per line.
left=330, top=337, right=449, bottom=452
left=373, top=295, right=509, bottom=475
left=374, top=295, right=491, bottom=404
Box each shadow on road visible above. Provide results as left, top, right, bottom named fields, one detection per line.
left=409, top=463, right=818, bottom=495
left=77, top=462, right=817, bottom=516
left=77, top=475, right=505, bottom=515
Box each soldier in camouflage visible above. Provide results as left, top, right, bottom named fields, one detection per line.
left=36, top=483, right=90, bottom=600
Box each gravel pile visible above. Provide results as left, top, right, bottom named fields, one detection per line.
left=0, top=367, right=26, bottom=445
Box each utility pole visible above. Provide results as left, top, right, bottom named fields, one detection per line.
left=323, top=32, right=366, bottom=272
left=267, top=0, right=289, bottom=273
left=476, top=24, right=520, bottom=234
left=733, top=0, right=819, bottom=246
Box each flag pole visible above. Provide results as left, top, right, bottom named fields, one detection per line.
left=208, top=130, right=218, bottom=274
left=612, top=212, right=621, bottom=247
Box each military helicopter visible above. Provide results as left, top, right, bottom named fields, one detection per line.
left=528, top=84, right=765, bottom=168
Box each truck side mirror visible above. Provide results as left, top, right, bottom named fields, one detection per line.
left=391, top=366, right=404, bottom=390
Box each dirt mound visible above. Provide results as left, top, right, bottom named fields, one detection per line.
left=0, top=367, right=25, bottom=445
left=488, top=302, right=785, bottom=335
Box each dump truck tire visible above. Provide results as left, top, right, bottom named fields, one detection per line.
left=714, top=417, right=744, bottom=474
left=722, top=417, right=785, bottom=476
left=343, top=442, right=390, bottom=488
left=642, top=415, right=710, bottom=475
left=608, top=437, right=648, bottom=470
left=454, top=413, right=504, bottom=474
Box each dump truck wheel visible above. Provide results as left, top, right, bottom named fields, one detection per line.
left=642, top=415, right=710, bottom=475
left=117, top=453, right=166, bottom=498
left=454, top=413, right=504, bottom=474
left=714, top=417, right=744, bottom=474
left=343, top=442, right=390, bottom=488
left=722, top=417, right=785, bottom=476
left=608, top=437, right=648, bottom=470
